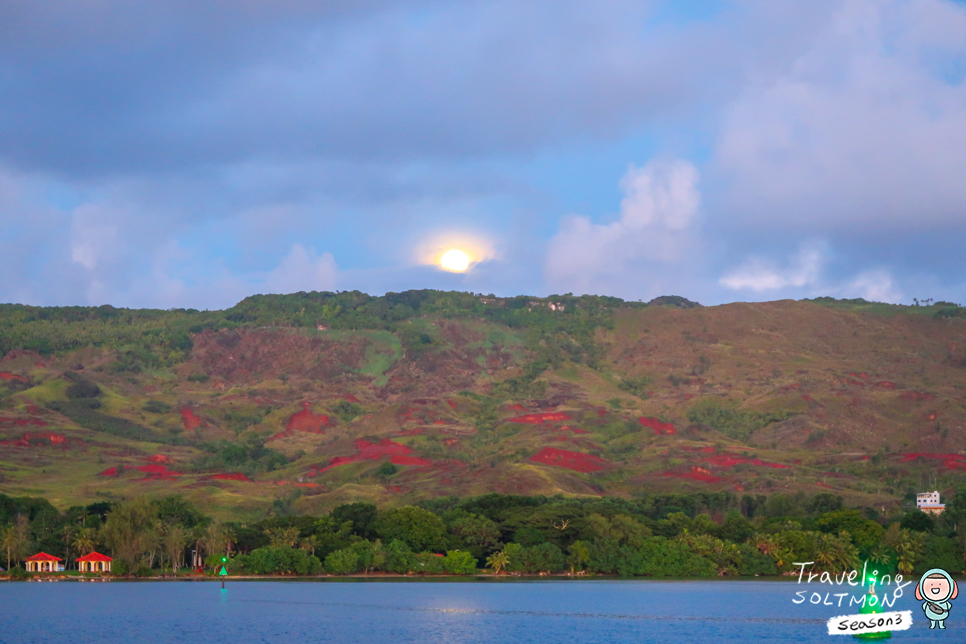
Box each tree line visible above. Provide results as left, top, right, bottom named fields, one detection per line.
left=3, top=490, right=966, bottom=578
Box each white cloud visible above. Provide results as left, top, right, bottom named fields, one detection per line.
left=720, top=243, right=825, bottom=292
left=844, top=269, right=902, bottom=303
left=263, top=244, right=338, bottom=294
left=715, top=0, right=966, bottom=231
left=70, top=204, right=120, bottom=271
left=545, top=158, right=700, bottom=296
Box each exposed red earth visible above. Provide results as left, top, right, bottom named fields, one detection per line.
left=308, top=438, right=431, bottom=476
left=0, top=417, right=48, bottom=428
left=529, top=447, right=608, bottom=472
left=555, top=425, right=588, bottom=434
left=180, top=408, right=203, bottom=431
left=639, top=417, right=675, bottom=435
left=209, top=473, right=252, bottom=482
left=509, top=412, right=572, bottom=424
left=901, top=453, right=966, bottom=470
left=816, top=481, right=834, bottom=489
left=876, top=381, right=897, bottom=389
left=99, top=464, right=182, bottom=479
left=0, top=431, right=67, bottom=446
left=269, top=402, right=333, bottom=440
left=447, top=400, right=458, bottom=410
left=145, top=454, right=174, bottom=464
left=0, top=372, right=27, bottom=382
left=779, top=384, right=800, bottom=392
left=507, top=404, right=528, bottom=411
left=702, top=454, right=790, bottom=470
left=662, top=467, right=721, bottom=483
left=334, top=394, right=361, bottom=403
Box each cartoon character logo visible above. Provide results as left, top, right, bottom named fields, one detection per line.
left=915, top=568, right=959, bottom=630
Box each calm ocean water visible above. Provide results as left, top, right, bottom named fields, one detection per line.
left=0, top=578, right=955, bottom=644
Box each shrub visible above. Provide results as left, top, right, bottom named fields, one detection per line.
left=65, top=380, right=101, bottom=399
left=244, top=547, right=322, bottom=575
left=442, top=550, right=478, bottom=575
left=187, top=373, right=209, bottom=383
left=414, top=553, right=446, bottom=574
left=143, top=400, right=172, bottom=414
left=384, top=540, right=417, bottom=573
left=8, top=565, right=29, bottom=580
left=325, top=548, right=361, bottom=575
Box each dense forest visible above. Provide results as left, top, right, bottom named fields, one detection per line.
left=2, top=491, right=964, bottom=579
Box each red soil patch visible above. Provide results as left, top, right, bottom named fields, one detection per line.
left=0, top=417, right=48, bottom=428
left=432, top=420, right=451, bottom=425
left=875, top=381, right=897, bottom=389
left=734, top=484, right=745, bottom=491
left=846, top=379, right=865, bottom=387
left=294, top=482, right=318, bottom=488
left=662, top=467, right=721, bottom=483
left=209, top=473, right=253, bottom=482
left=597, top=408, right=607, bottom=417
left=180, top=408, right=203, bottom=431
left=444, top=438, right=458, bottom=446
left=309, top=438, right=431, bottom=475
left=0, top=430, right=67, bottom=447
left=901, top=453, right=966, bottom=470
left=927, top=411, right=938, bottom=421
left=145, top=454, right=174, bottom=464
left=393, top=428, right=424, bottom=436
left=447, top=400, right=458, bottom=410
left=816, top=481, right=833, bottom=489
left=848, top=372, right=869, bottom=379
left=0, top=372, right=27, bottom=383
left=98, top=464, right=182, bottom=479
left=509, top=412, right=572, bottom=424
left=639, top=417, right=676, bottom=435
left=779, top=384, right=800, bottom=392
left=801, top=394, right=816, bottom=403
left=899, top=391, right=936, bottom=401
left=268, top=403, right=333, bottom=440
left=683, top=446, right=716, bottom=453
left=529, top=447, right=608, bottom=473
left=556, top=425, right=588, bottom=434
left=334, top=394, right=361, bottom=403
left=507, top=404, right=528, bottom=412
left=702, top=454, right=789, bottom=470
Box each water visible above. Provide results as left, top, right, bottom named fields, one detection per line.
left=0, top=579, right=951, bottom=643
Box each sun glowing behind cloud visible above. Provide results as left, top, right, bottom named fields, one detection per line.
left=440, top=249, right=470, bottom=272
left=418, top=233, right=496, bottom=272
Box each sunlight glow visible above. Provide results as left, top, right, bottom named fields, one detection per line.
left=440, top=249, right=470, bottom=272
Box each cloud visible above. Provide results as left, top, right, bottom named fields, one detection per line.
left=844, top=270, right=902, bottom=303
left=715, top=0, right=966, bottom=232
left=720, top=243, right=825, bottom=292
left=545, top=158, right=700, bottom=296
left=263, top=244, right=339, bottom=294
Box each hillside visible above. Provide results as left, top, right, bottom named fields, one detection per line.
left=1, top=291, right=965, bottom=519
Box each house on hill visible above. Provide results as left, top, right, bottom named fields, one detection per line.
left=25, top=552, right=62, bottom=572
left=76, top=552, right=113, bottom=573
left=917, top=490, right=946, bottom=515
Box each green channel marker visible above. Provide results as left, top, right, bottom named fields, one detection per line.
left=219, top=566, right=227, bottom=576
left=854, top=569, right=890, bottom=641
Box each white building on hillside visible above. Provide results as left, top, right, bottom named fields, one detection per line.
left=917, top=490, right=945, bottom=515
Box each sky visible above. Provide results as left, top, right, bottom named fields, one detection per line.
left=1, top=0, right=966, bottom=310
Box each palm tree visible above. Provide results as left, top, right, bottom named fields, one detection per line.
left=486, top=551, right=510, bottom=575
left=299, top=535, right=319, bottom=556
left=224, top=526, right=237, bottom=558
left=5, top=515, right=32, bottom=569
left=72, top=527, right=98, bottom=558
left=265, top=527, right=300, bottom=548
left=60, top=525, right=77, bottom=571
left=895, top=530, right=925, bottom=575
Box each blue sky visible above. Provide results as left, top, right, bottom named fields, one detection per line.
left=2, top=0, right=966, bottom=309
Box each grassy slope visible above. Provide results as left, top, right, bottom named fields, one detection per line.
left=2, top=295, right=965, bottom=518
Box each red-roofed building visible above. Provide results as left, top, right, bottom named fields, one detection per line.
left=76, top=551, right=113, bottom=572
left=25, top=552, right=62, bottom=572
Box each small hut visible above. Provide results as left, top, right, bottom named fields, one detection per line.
left=76, top=552, right=113, bottom=573
left=25, top=552, right=62, bottom=572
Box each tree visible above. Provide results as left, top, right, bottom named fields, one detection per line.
left=375, top=506, right=447, bottom=553
left=100, top=498, right=159, bottom=571
left=2, top=515, right=32, bottom=570
left=161, top=523, right=189, bottom=572
left=72, top=527, right=98, bottom=557
left=60, top=524, right=77, bottom=571
left=443, top=550, right=477, bottom=575
left=265, top=526, right=300, bottom=549
left=486, top=550, right=510, bottom=575
left=566, top=540, right=590, bottom=575
left=299, top=534, right=320, bottom=556
left=375, top=461, right=398, bottom=482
